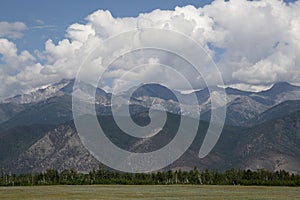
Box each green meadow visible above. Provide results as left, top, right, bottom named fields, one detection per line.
left=0, top=185, right=299, bottom=200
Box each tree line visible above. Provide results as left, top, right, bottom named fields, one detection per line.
left=1, top=166, right=300, bottom=186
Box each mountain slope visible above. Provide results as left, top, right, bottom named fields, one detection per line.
left=250, top=100, right=300, bottom=125
left=216, top=82, right=300, bottom=126
left=4, top=112, right=238, bottom=173
left=0, top=124, right=55, bottom=167
left=130, top=83, right=178, bottom=101
left=0, top=102, right=28, bottom=124
left=1, top=79, right=300, bottom=174
left=6, top=123, right=100, bottom=174
left=236, top=111, right=300, bottom=174
left=226, top=96, right=268, bottom=126
left=5, top=110, right=300, bottom=174
left=2, top=79, right=300, bottom=127
left=258, top=82, right=300, bottom=99
left=0, top=95, right=73, bottom=130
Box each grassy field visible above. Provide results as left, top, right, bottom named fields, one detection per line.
left=0, top=185, right=299, bottom=200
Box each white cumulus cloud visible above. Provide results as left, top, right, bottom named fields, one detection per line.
left=0, top=0, right=300, bottom=100
left=0, top=21, right=27, bottom=39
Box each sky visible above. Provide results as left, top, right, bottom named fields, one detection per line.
left=0, top=0, right=214, bottom=52
left=0, top=0, right=299, bottom=99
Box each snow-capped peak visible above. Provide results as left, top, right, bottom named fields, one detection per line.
left=2, top=79, right=75, bottom=104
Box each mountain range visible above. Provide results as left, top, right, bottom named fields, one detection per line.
left=0, top=79, right=300, bottom=174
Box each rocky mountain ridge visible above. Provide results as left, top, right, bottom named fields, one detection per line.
left=0, top=79, right=300, bottom=174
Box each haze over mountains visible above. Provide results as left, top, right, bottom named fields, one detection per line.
left=0, top=79, right=300, bottom=174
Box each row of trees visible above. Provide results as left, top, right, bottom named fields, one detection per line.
left=1, top=166, right=300, bottom=186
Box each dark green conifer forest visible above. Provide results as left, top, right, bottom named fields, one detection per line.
left=1, top=166, right=299, bottom=186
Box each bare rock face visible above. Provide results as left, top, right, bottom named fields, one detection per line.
left=9, top=124, right=100, bottom=173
